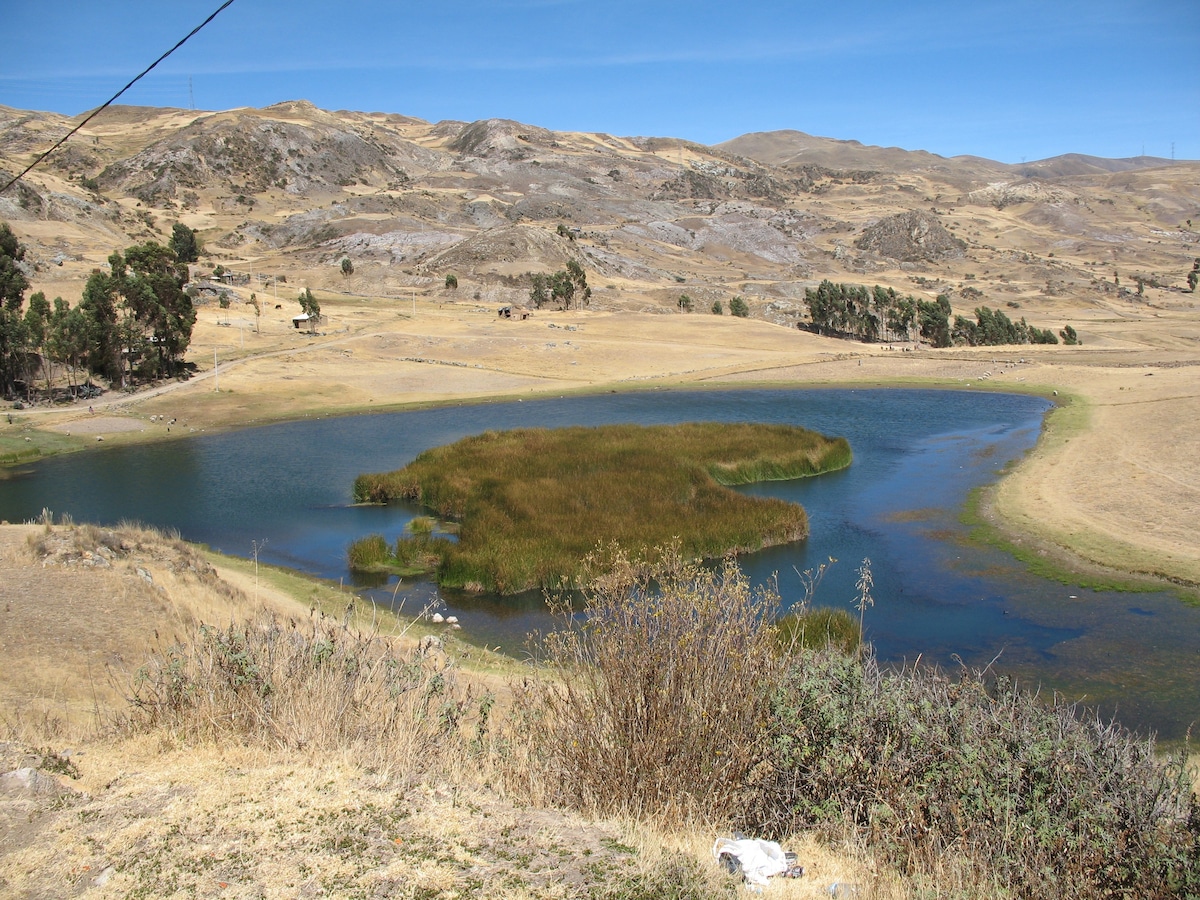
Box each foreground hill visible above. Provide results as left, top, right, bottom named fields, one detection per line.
left=0, top=522, right=896, bottom=898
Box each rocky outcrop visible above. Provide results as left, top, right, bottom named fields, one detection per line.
left=854, top=210, right=965, bottom=262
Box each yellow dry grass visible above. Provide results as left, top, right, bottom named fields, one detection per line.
left=0, top=523, right=907, bottom=899
left=0, top=521, right=288, bottom=739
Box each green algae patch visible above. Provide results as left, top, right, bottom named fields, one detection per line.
left=352, top=422, right=851, bottom=594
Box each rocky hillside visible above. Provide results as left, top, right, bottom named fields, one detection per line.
left=1, top=100, right=1198, bottom=325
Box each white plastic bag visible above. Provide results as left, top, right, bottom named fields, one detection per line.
left=712, top=836, right=790, bottom=886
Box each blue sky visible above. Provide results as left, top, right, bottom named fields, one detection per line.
left=3, top=0, right=1197, bottom=164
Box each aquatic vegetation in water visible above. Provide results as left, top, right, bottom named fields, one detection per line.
left=351, top=422, right=851, bottom=593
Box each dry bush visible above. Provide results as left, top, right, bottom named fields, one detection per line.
left=122, top=610, right=493, bottom=771
left=517, top=545, right=783, bottom=823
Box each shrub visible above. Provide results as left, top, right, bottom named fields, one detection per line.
left=729, top=296, right=750, bottom=318
left=741, top=648, right=1200, bottom=898
left=525, top=547, right=783, bottom=822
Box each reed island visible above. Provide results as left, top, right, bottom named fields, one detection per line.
left=350, top=422, right=852, bottom=593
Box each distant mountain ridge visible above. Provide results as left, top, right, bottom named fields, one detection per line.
left=1, top=100, right=1197, bottom=325
left=716, top=128, right=1185, bottom=180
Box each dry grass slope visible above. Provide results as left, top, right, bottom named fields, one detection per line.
left=0, top=524, right=891, bottom=899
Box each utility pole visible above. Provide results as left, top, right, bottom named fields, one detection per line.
left=213, top=349, right=218, bottom=391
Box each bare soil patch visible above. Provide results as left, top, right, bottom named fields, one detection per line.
left=43, top=416, right=146, bottom=436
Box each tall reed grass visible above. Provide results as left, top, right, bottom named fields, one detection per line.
left=351, top=423, right=850, bottom=593
left=345, top=532, right=389, bottom=570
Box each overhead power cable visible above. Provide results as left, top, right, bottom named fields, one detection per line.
left=0, top=0, right=238, bottom=196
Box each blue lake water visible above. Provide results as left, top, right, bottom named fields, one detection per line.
left=1, top=388, right=1195, bottom=741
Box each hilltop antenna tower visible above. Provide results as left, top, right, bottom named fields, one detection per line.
left=189, top=77, right=195, bottom=110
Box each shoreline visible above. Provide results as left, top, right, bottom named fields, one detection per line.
left=3, top=304, right=1197, bottom=596
left=2, top=375, right=1190, bottom=600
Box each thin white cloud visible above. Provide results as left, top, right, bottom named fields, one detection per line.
left=4, top=29, right=891, bottom=82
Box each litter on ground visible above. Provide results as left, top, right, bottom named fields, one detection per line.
left=712, top=835, right=804, bottom=887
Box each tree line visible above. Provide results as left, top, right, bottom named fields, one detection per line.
left=803, top=279, right=1071, bottom=347
left=0, top=221, right=197, bottom=402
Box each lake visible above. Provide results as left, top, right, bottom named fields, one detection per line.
left=2, top=388, right=1195, bottom=742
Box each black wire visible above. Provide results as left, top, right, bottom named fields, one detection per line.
left=1, top=0, right=239, bottom=196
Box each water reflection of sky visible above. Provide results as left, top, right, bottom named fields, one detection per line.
left=1, top=388, right=1196, bottom=741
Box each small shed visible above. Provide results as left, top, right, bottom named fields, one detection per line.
left=292, top=312, right=320, bottom=332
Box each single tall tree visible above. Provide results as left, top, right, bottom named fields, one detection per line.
left=298, top=287, right=320, bottom=319
left=23, top=291, right=53, bottom=393
left=564, top=260, right=591, bottom=308
left=169, top=223, right=200, bottom=264
left=529, top=273, right=550, bottom=309
left=79, top=264, right=121, bottom=383
left=247, top=293, right=261, bottom=333
left=47, top=300, right=91, bottom=392
left=0, top=223, right=29, bottom=309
